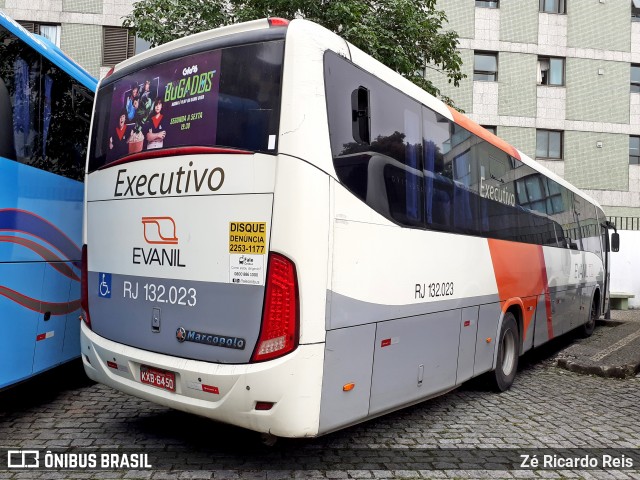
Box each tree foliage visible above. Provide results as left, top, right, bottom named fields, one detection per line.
left=123, top=0, right=464, bottom=105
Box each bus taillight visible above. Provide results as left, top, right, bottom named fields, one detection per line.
left=268, top=18, right=289, bottom=27
left=80, top=244, right=92, bottom=329
left=252, top=253, right=299, bottom=362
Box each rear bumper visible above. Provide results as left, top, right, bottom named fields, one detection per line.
left=81, top=323, right=324, bottom=437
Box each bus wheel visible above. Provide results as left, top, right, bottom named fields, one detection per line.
left=489, top=312, right=519, bottom=392
left=580, top=299, right=598, bottom=338
left=260, top=432, right=278, bottom=447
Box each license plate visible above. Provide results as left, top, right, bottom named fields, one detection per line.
left=140, top=365, right=176, bottom=392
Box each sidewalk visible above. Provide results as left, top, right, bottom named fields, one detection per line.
left=555, top=309, right=640, bottom=378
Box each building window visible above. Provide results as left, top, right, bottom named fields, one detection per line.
left=538, top=57, right=565, bottom=86
left=631, top=136, right=640, bottom=165
left=476, top=1, right=499, bottom=7
left=102, top=27, right=135, bottom=67
left=474, top=52, right=498, bottom=81
left=539, top=0, right=566, bottom=14
left=632, top=65, right=640, bottom=93
left=482, top=125, right=497, bottom=135
left=536, top=130, right=563, bottom=159
left=17, top=21, right=61, bottom=47
left=633, top=0, right=640, bottom=21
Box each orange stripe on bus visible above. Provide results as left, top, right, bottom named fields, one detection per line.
left=487, top=239, right=554, bottom=339
left=447, top=107, right=521, bottom=161
left=537, top=246, right=554, bottom=339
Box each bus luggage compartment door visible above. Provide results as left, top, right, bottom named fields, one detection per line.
left=319, top=324, right=376, bottom=434
left=368, top=309, right=460, bottom=415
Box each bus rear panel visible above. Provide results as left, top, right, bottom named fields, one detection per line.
left=82, top=21, right=329, bottom=437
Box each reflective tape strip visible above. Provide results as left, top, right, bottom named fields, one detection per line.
left=36, top=331, right=54, bottom=341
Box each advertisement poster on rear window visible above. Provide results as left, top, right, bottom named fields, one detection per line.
left=106, top=50, right=221, bottom=163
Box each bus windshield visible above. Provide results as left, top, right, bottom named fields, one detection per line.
left=89, top=40, right=284, bottom=172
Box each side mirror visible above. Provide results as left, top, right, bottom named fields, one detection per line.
left=611, top=232, right=620, bottom=252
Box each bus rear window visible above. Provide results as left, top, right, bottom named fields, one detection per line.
left=89, top=40, right=284, bottom=171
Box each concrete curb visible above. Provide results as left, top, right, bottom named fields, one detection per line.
left=554, top=312, right=640, bottom=379
left=556, top=357, right=640, bottom=379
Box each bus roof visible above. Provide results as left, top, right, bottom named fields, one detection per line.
left=107, top=18, right=277, bottom=78
left=0, top=11, right=97, bottom=91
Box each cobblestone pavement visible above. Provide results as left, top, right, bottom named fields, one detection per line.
left=1, top=331, right=640, bottom=479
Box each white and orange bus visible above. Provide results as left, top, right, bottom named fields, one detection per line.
left=80, top=17, right=619, bottom=439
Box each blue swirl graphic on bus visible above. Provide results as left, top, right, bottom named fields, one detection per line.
left=0, top=208, right=81, bottom=265
left=0, top=208, right=81, bottom=314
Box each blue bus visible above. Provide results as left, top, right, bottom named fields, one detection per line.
left=0, top=11, right=96, bottom=389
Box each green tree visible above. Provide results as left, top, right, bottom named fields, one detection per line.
left=123, top=0, right=464, bottom=105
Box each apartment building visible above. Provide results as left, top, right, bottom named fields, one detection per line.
left=0, top=0, right=138, bottom=79
left=4, top=0, right=640, bottom=219
left=427, top=0, right=640, bottom=218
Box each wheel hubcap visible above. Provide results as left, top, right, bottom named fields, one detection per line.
left=501, top=329, right=516, bottom=376
left=589, top=304, right=596, bottom=327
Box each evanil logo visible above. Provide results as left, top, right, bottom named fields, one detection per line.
left=133, top=216, right=185, bottom=267
left=142, top=217, right=178, bottom=244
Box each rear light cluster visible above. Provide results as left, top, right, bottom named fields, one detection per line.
left=251, top=253, right=299, bottom=362
left=254, top=401, right=274, bottom=411
left=268, top=18, right=289, bottom=27
left=80, top=244, right=91, bottom=329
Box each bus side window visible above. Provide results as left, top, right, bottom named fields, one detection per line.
left=0, top=77, right=16, bottom=160
left=423, top=109, right=454, bottom=231
left=41, top=62, right=90, bottom=182
left=326, top=51, right=424, bottom=227
left=11, top=55, right=40, bottom=162
left=0, top=23, right=42, bottom=163
left=72, top=84, right=92, bottom=123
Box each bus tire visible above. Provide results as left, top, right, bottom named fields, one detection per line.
left=260, top=432, right=278, bottom=447
left=489, top=312, right=519, bottom=392
left=580, top=298, right=598, bottom=338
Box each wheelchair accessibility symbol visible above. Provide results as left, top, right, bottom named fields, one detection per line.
left=98, top=273, right=112, bottom=298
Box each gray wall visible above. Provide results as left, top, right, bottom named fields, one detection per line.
left=498, top=52, right=537, bottom=117
left=426, top=48, right=474, bottom=113
left=438, top=0, right=475, bottom=39
left=606, top=206, right=640, bottom=217
left=500, top=0, right=538, bottom=44
left=60, top=23, right=102, bottom=76
left=564, top=131, right=629, bottom=191
left=567, top=0, right=630, bottom=51
left=565, top=59, right=630, bottom=124
left=63, top=0, right=102, bottom=13
left=498, top=126, right=536, bottom=160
